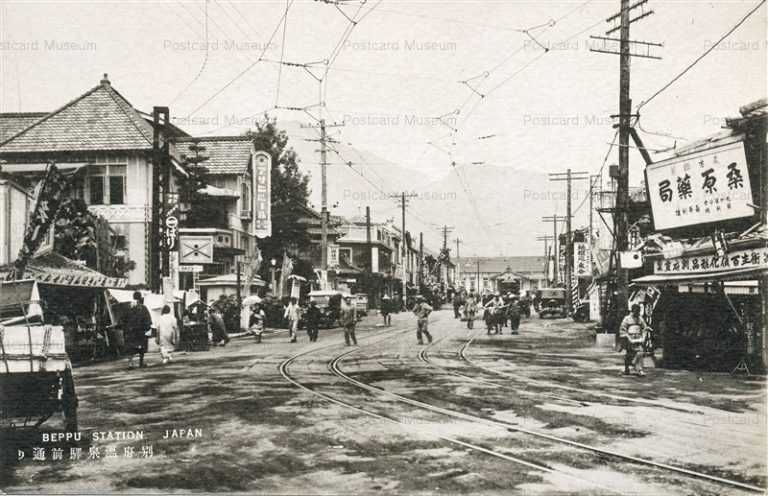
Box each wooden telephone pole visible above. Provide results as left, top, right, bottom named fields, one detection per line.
left=542, top=214, right=569, bottom=286
left=390, top=192, right=417, bottom=290
left=590, top=0, right=661, bottom=324
left=549, top=169, right=589, bottom=313
left=537, top=235, right=554, bottom=282
left=302, top=119, right=344, bottom=271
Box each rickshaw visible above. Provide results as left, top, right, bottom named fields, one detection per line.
left=0, top=280, right=78, bottom=431
left=537, top=288, right=568, bottom=319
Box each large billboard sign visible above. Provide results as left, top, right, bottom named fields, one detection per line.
left=646, top=141, right=754, bottom=230
left=253, top=151, right=272, bottom=238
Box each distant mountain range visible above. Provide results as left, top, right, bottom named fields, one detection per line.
left=277, top=121, right=589, bottom=256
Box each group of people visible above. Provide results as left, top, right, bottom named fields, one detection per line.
left=451, top=290, right=528, bottom=335
left=122, top=291, right=179, bottom=369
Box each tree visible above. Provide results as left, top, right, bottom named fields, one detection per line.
left=245, top=116, right=313, bottom=280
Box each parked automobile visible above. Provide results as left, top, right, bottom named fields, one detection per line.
left=537, top=288, right=567, bottom=319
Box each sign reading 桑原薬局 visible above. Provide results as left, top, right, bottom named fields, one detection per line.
left=573, top=242, right=591, bottom=278
left=646, top=141, right=754, bottom=230
left=654, top=247, right=768, bottom=275
left=253, top=151, right=272, bottom=238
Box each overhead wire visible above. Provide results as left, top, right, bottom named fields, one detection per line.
left=170, top=0, right=211, bottom=106
left=187, top=0, right=296, bottom=117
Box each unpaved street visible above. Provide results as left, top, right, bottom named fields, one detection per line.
left=2, top=310, right=766, bottom=495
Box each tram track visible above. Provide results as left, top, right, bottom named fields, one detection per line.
left=277, top=320, right=625, bottom=494
left=329, top=323, right=764, bottom=494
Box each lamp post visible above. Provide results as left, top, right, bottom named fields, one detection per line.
left=270, top=258, right=277, bottom=296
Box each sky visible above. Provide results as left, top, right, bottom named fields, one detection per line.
left=0, top=0, right=766, bottom=255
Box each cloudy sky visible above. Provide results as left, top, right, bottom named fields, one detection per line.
left=1, top=0, right=765, bottom=255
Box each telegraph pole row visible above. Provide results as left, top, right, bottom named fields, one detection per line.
left=549, top=169, right=589, bottom=313
left=454, top=237, right=462, bottom=286
left=542, top=214, right=570, bottom=286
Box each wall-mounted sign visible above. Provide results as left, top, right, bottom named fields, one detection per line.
left=327, top=243, right=339, bottom=268
left=253, top=151, right=272, bottom=238
left=654, top=247, right=768, bottom=275
left=178, top=264, right=203, bottom=273
left=179, top=236, right=214, bottom=264
left=646, top=141, right=754, bottom=230
left=573, top=242, right=592, bottom=277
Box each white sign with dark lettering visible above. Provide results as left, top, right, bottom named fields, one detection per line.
left=646, top=141, right=753, bottom=230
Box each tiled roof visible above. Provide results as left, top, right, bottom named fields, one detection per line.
left=175, top=136, right=253, bottom=175
left=0, top=77, right=154, bottom=154
left=0, top=113, right=49, bottom=142
left=459, top=256, right=547, bottom=275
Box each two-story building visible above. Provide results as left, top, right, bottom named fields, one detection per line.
left=0, top=76, right=265, bottom=287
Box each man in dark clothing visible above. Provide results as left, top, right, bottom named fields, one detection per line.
left=305, top=301, right=322, bottom=342
left=508, top=299, right=521, bottom=334
left=123, top=291, right=152, bottom=369
left=209, top=305, right=230, bottom=346
left=380, top=295, right=392, bottom=326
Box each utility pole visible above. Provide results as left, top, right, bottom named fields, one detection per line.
left=549, top=169, right=589, bottom=313
left=537, top=235, right=554, bottom=281
left=454, top=238, right=462, bottom=288
left=365, top=206, right=372, bottom=272
left=542, top=214, right=569, bottom=286
left=418, top=232, right=424, bottom=289
left=151, top=106, right=169, bottom=292
left=390, top=192, right=417, bottom=291
left=589, top=174, right=601, bottom=244
left=591, top=0, right=661, bottom=328
left=301, top=119, right=344, bottom=272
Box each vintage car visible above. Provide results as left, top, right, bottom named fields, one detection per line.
left=537, top=288, right=568, bottom=319
left=306, top=290, right=347, bottom=328
left=0, top=280, right=78, bottom=431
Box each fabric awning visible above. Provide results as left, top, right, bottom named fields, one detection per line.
left=197, top=184, right=239, bottom=197
left=632, top=266, right=766, bottom=286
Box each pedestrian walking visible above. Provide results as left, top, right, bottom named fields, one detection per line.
left=208, top=305, right=230, bottom=346
left=249, top=303, right=266, bottom=343
left=305, top=300, right=322, bottom=342
left=156, top=305, right=179, bottom=365
left=284, top=297, right=301, bottom=343
left=464, top=292, right=477, bottom=329
left=507, top=298, right=521, bottom=334
left=413, top=295, right=433, bottom=344
left=340, top=296, right=358, bottom=346
left=619, top=304, right=650, bottom=376
left=453, top=291, right=464, bottom=319
left=123, top=291, right=152, bottom=369
left=380, top=295, right=392, bottom=326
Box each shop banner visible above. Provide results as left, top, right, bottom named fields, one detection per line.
left=179, top=236, right=214, bottom=264
left=253, top=151, right=272, bottom=238
left=327, top=243, right=339, bottom=268
left=573, top=242, right=591, bottom=277
left=654, top=247, right=768, bottom=275
left=646, top=141, right=753, bottom=230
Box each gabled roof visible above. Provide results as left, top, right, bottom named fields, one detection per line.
left=460, top=256, right=547, bottom=275
left=175, top=135, right=254, bottom=175
left=0, top=75, right=155, bottom=154
left=0, top=112, right=49, bottom=142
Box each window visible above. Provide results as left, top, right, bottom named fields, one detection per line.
left=89, top=176, right=105, bottom=204
left=87, top=164, right=126, bottom=205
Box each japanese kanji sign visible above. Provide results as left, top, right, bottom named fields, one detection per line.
left=327, top=243, right=339, bottom=268
left=654, top=247, right=768, bottom=275
left=646, top=141, right=753, bottom=230
left=253, top=151, right=272, bottom=238
left=573, top=242, right=591, bottom=277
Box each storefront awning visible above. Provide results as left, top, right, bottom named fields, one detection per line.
left=632, top=266, right=766, bottom=286
left=0, top=253, right=127, bottom=288
left=0, top=162, right=89, bottom=174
